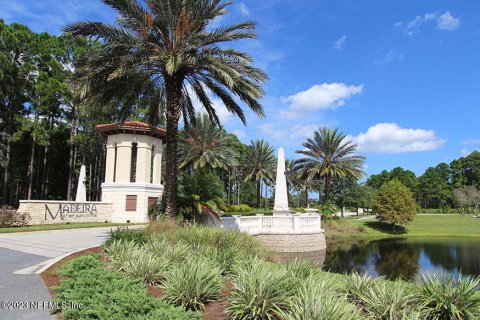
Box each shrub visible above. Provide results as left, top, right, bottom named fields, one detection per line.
left=373, top=179, right=417, bottom=232
left=57, top=253, right=102, bottom=277
left=104, top=227, right=149, bottom=246
left=172, top=225, right=269, bottom=260
left=0, top=206, right=30, bottom=227
left=104, top=240, right=166, bottom=285
left=161, top=256, right=223, bottom=311
left=145, top=218, right=180, bottom=236
left=227, top=257, right=293, bottom=319
left=103, top=239, right=139, bottom=271
left=285, top=258, right=319, bottom=280
left=418, top=274, right=480, bottom=320
left=284, top=276, right=362, bottom=320
left=291, top=207, right=306, bottom=213
left=341, top=272, right=377, bottom=305
left=52, top=255, right=199, bottom=319
left=121, top=247, right=166, bottom=286
left=224, top=204, right=254, bottom=213
left=197, top=245, right=239, bottom=275
left=345, top=274, right=417, bottom=319
left=316, top=201, right=337, bottom=219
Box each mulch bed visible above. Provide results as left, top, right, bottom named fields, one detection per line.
left=40, top=246, right=230, bottom=320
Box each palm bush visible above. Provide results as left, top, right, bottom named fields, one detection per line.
left=284, top=276, right=362, bottom=320
left=418, top=273, right=480, bottom=320
left=161, top=256, right=223, bottom=311
left=227, top=257, right=293, bottom=319
left=197, top=245, right=239, bottom=275
left=342, top=272, right=377, bottom=305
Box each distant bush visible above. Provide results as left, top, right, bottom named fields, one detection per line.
left=418, top=207, right=455, bottom=214
left=52, top=255, right=199, bottom=319
left=316, top=201, right=337, bottom=219
left=419, top=274, right=480, bottom=320
left=291, top=207, right=306, bottom=213
left=0, top=206, right=30, bottom=227
left=104, top=226, right=149, bottom=246
left=224, top=204, right=254, bottom=213
left=161, top=256, right=223, bottom=311
left=227, top=257, right=293, bottom=319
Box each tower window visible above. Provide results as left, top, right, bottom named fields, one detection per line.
left=150, top=146, right=155, bottom=183
left=130, top=142, right=138, bottom=182
left=113, top=143, right=118, bottom=182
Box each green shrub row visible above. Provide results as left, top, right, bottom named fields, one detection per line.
left=52, top=254, right=200, bottom=320
left=100, top=225, right=480, bottom=319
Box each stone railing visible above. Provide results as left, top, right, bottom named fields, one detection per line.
left=211, top=214, right=323, bottom=235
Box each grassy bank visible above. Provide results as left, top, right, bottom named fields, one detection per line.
left=324, top=214, right=480, bottom=240
left=0, top=222, right=143, bottom=234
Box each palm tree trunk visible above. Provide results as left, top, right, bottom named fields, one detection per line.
left=67, top=109, right=76, bottom=201
left=324, top=175, right=331, bottom=202
left=256, top=179, right=261, bottom=208
left=305, top=185, right=309, bottom=208
left=164, top=78, right=182, bottom=219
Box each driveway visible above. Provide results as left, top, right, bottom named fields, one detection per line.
left=0, top=225, right=142, bottom=320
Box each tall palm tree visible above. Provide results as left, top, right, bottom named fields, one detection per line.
left=64, top=0, right=267, bottom=218
left=243, top=140, right=275, bottom=208
left=178, top=113, right=237, bottom=171
left=295, top=127, right=365, bottom=202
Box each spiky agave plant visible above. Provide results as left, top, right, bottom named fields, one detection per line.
left=65, top=0, right=267, bottom=219
left=419, top=273, right=480, bottom=320
left=283, top=275, right=362, bottom=320
left=227, top=257, right=294, bottom=319
left=161, top=255, right=223, bottom=311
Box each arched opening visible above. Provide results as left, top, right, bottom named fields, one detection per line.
left=130, top=142, right=138, bottom=182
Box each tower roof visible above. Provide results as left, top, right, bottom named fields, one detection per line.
left=96, top=121, right=166, bottom=139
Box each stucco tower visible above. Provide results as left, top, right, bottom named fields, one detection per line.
left=97, top=121, right=165, bottom=223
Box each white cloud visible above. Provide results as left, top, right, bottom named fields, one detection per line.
left=375, top=48, right=404, bottom=65
left=461, top=148, right=472, bottom=157
left=280, top=83, right=364, bottom=119
left=334, top=35, right=347, bottom=50
left=237, top=2, right=250, bottom=16
left=259, top=123, right=320, bottom=141
left=393, top=22, right=403, bottom=28
left=401, top=11, right=460, bottom=37
left=436, top=11, right=460, bottom=31
left=350, top=123, right=446, bottom=153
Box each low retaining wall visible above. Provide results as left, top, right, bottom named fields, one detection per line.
left=17, top=200, right=113, bottom=225
left=255, top=232, right=326, bottom=253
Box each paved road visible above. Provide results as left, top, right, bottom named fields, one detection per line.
left=0, top=226, right=142, bottom=320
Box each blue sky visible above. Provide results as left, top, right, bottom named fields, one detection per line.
left=2, top=0, right=480, bottom=178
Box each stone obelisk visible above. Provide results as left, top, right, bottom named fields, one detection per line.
left=75, top=165, right=87, bottom=202
left=272, top=148, right=291, bottom=215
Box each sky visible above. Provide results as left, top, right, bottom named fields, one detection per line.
left=2, top=0, right=480, bottom=178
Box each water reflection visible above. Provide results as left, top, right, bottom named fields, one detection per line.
left=323, top=238, right=480, bottom=281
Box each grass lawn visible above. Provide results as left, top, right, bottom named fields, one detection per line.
left=325, top=214, right=480, bottom=239
left=0, top=222, right=144, bottom=234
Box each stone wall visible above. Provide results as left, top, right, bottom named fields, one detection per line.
left=17, top=200, right=113, bottom=225
left=254, top=231, right=326, bottom=253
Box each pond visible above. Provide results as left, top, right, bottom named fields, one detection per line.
left=323, top=237, right=480, bottom=282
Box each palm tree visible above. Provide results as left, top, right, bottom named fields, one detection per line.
left=243, top=140, right=275, bottom=208
left=295, top=127, right=365, bottom=202
left=178, top=113, right=237, bottom=171
left=64, top=0, right=267, bottom=218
